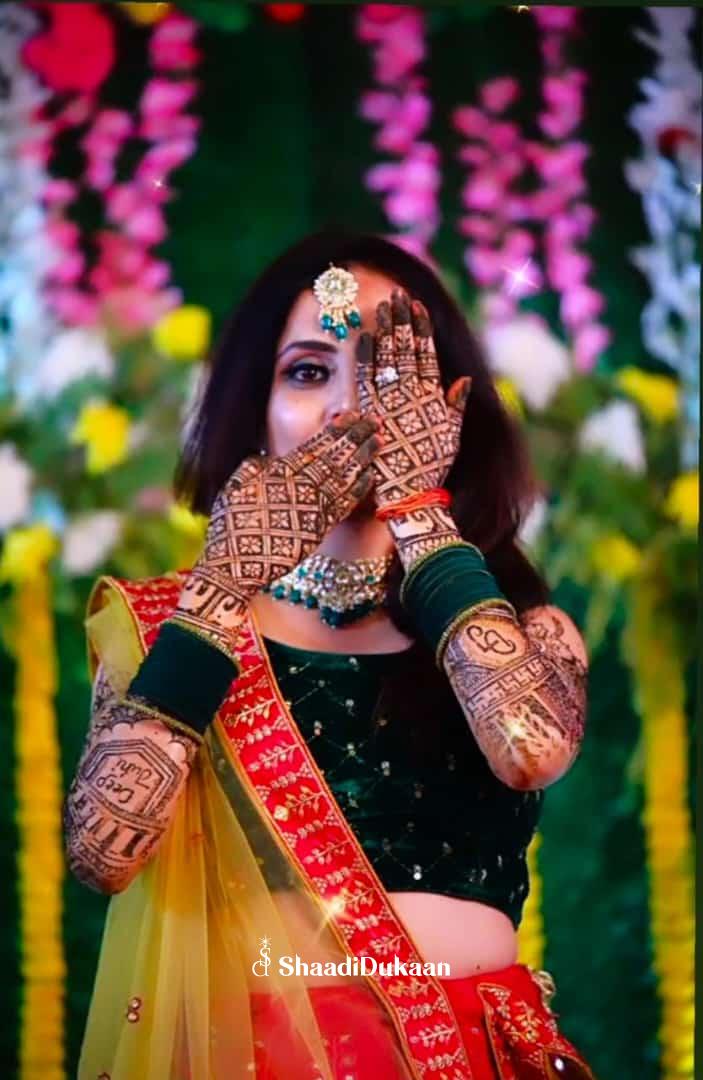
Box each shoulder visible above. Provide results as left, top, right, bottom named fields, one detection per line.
left=517, top=603, right=589, bottom=668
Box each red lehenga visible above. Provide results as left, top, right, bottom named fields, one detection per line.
left=78, top=571, right=598, bottom=1080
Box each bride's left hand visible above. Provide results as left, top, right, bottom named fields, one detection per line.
left=356, top=287, right=472, bottom=509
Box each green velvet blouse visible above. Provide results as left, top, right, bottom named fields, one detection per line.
left=262, top=633, right=544, bottom=931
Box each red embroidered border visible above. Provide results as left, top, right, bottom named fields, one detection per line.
left=105, top=572, right=474, bottom=1079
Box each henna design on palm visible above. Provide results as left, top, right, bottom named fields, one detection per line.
left=173, top=412, right=382, bottom=651
left=356, top=289, right=472, bottom=508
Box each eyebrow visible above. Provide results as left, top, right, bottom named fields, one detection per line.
left=276, top=339, right=337, bottom=360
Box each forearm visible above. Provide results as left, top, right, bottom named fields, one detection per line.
left=390, top=509, right=587, bottom=790
left=441, top=605, right=586, bottom=790
left=387, top=504, right=462, bottom=571
left=66, top=579, right=245, bottom=894
left=64, top=682, right=200, bottom=894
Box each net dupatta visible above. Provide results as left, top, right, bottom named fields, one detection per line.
left=78, top=574, right=471, bottom=1080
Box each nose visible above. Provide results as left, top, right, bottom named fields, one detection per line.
left=324, top=371, right=359, bottom=424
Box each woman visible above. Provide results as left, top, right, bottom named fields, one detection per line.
left=65, top=229, right=596, bottom=1079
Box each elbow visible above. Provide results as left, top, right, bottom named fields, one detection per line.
left=496, top=742, right=582, bottom=792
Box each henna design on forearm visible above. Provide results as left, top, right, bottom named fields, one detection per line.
left=442, top=604, right=588, bottom=790
left=387, top=505, right=462, bottom=571
left=63, top=664, right=200, bottom=894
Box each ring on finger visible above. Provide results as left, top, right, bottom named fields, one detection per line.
left=375, top=365, right=399, bottom=387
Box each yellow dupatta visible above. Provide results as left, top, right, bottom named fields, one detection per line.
left=77, top=582, right=421, bottom=1080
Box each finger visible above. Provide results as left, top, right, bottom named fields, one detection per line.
left=293, top=410, right=360, bottom=464
left=229, top=455, right=268, bottom=488
left=391, top=288, right=416, bottom=377
left=375, top=299, right=396, bottom=381
left=289, top=411, right=380, bottom=478
left=303, top=413, right=381, bottom=480
left=328, top=409, right=362, bottom=431
left=356, top=331, right=379, bottom=416
left=412, top=299, right=441, bottom=384
left=353, top=431, right=384, bottom=466
left=446, top=376, right=472, bottom=414
left=343, top=415, right=381, bottom=446
left=350, top=466, right=376, bottom=501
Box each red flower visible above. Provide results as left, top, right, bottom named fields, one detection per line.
left=362, top=5, right=410, bottom=24
left=657, top=125, right=698, bottom=157
left=23, top=3, right=115, bottom=94
left=264, top=5, right=306, bottom=24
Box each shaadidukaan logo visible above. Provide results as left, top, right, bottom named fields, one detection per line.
left=251, top=937, right=451, bottom=979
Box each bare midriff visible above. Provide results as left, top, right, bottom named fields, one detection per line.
left=268, top=889, right=517, bottom=988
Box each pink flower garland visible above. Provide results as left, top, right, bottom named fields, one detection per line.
left=454, top=75, right=542, bottom=324
left=356, top=4, right=440, bottom=260
left=453, top=7, right=610, bottom=372
left=23, top=5, right=201, bottom=335
left=528, top=6, right=610, bottom=371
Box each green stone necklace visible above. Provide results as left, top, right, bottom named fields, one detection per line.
left=262, top=552, right=395, bottom=628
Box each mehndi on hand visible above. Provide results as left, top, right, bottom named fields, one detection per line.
left=356, top=287, right=471, bottom=511
left=173, top=411, right=383, bottom=652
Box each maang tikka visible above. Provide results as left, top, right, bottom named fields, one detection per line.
left=313, top=264, right=362, bottom=340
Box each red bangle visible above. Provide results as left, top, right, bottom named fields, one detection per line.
left=375, top=488, right=452, bottom=522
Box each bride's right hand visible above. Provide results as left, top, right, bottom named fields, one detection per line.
left=174, top=411, right=383, bottom=647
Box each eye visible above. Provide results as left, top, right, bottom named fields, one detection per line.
left=283, top=360, right=330, bottom=385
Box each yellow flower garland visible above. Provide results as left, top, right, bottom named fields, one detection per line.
left=623, top=572, right=695, bottom=1079
left=518, top=830, right=545, bottom=971
left=10, top=567, right=66, bottom=1078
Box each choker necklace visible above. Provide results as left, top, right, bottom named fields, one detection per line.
left=262, top=552, right=395, bottom=628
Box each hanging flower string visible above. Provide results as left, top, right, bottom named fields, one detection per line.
left=0, top=3, right=64, bottom=409
left=453, top=75, right=542, bottom=326
left=527, top=6, right=610, bottom=372
left=624, top=8, right=701, bottom=470
left=23, top=4, right=201, bottom=335
left=452, top=9, right=609, bottom=374
left=356, top=4, right=440, bottom=260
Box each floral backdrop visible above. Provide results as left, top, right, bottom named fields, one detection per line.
left=0, top=4, right=698, bottom=1079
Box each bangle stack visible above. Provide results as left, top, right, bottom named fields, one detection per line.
left=400, top=541, right=516, bottom=669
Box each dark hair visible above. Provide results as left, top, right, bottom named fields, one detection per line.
left=174, top=227, right=550, bottom=646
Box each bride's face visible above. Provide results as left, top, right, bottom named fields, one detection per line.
left=266, top=264, right=400, bottom=458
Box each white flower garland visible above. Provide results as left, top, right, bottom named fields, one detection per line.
left=0, top=4, right=62, bottom=409
left=625, top=7, right=701, bottom=469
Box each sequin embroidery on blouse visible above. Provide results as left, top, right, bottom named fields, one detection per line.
left=262, top=636, right=544, bottom=929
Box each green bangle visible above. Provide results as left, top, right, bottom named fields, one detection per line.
left=401, top=544, right=511, bottom=663
left=435, top=598, right=517, bottom=669
left=126, top=619, right=240, bottom=736
left=123, top=693, right=205, bottom=745
left=166, top=614, right=241, bottom=670
left=400, top=540, right=483, bottom=608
